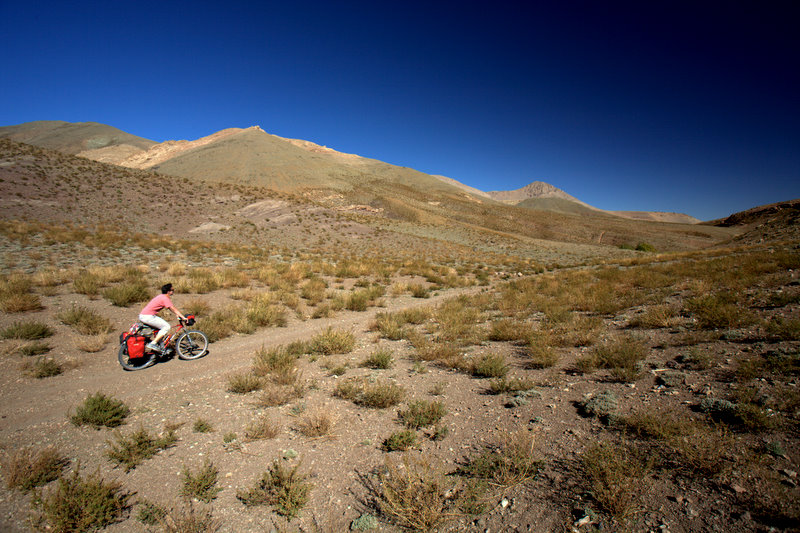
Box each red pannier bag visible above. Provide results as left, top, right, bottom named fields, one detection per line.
left=120, top=332, right=146, bottom=359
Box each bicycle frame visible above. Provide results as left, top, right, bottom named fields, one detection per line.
left=133, top=318, right=188, bottom=352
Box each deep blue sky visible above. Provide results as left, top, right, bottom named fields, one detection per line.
left=2, top=1, right=798, bottom=220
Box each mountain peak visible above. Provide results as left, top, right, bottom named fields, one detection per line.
left=487, top=181, right=590, bottom=207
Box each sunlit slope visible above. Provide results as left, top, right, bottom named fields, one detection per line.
left=0, top=120, right=155, bottom=156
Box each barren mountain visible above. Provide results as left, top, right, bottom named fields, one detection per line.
left=0, top=137, right=739, bottom=264
left=487, top=181, right=593, bottom=207
left=609, top=211, right=700, bottom=224
left=4, top=121, right=702, bottom=224
left=0, top=120, right=155, bottom=156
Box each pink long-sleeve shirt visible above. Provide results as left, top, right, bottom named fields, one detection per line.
left=140, top=294, right=173, bottom=316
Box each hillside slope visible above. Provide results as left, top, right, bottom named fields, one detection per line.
left=0, top=138, right=742, bottom=265
left=0, top=120, right=155, bottom=157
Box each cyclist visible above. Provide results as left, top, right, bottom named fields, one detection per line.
left=139, top=283, right=186, bottom=353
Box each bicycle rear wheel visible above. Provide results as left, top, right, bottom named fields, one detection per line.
left=176, top=330, right=208, bottom=360
left=118, top=343, right=156, bottom=370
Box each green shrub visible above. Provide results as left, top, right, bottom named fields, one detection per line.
left=70, top=392, right=130, bottom=429
left=470, top=353, right=509, bottom=378
left=181, top=460, right=221, bottom=503
left=398, top=400, right=447, bottom=429
left=136, top=499, right=167, bottom=525
left=106, top=426, right=178, bottom=472
left=102, top=283, right=150, bottom=307
left=334, top=377, right=405, bottom=408
left=237, top=460, right=312, bottom=518
left=32, top=469, right=132, bottom=532
left=578, top=335, right=649, bottom=382
left=1, top=321, right=54, bottom=340
left=361, top=348, right=393, bottom=369
left=487, top=376, right=536, bottom=395
left=226, top=372, right=263, bottom=394
left=18, top=341, right=52, bottom=357
left=24, top=357, right=63, bottom=379
left=57, top=305, right=112, bottom=335
left=382, top=430, right=418, bottom=452
left=308, top=327, right=355, bottom=355
left=686, top=293, right=756, bottom=330
left=578, top=390, right=619, bottom=422
left=193, top=418, right=214, bottom=433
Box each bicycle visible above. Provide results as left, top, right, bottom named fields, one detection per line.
left=118, top=314, right=208, bottom=371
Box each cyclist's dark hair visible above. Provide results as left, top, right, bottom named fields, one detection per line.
left=161, top=283, right=173, bottom=294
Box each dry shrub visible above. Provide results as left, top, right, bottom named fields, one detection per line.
left=296, top=408, right=336, bottom=438
left=182, top=297, right=211, bottom=317
left=629, top=303, right=681, bottom=329
left=617, top=409, right=733, bottom=477
left=159, top=502, right=220, bottom=532
left=457, top=430, right=540, bottom=487
left=252, top=345, right=298, bottom=377
left=432, top=297, right=485, bottom=346
left=487, top=319, right=528, bottom=342
left=255, top=381, right=305, bottom=408
left=3, top=446, right=68, bottom=492
left=334, top=377, right=405, bottom=408
left=686, top=292, right=757, bottom=330
left=76, top=333, right=108, bottom=353
left=582, top=440, right=651, bottom=522
left=524, top=329, right=559, bottom=368
left=244, top=415, right=281, bottom=441
left=372, top=312, right=408, bottom=340
left=1, top=292, right=42, bottom=313
left=23, top=357, right=63, bottom=379
left=377, top=453, right=458, bottom=531
left=577, top=334, right=649, bottom=382
left=408, top=331, right=462, bottom=365
left=0, top=272, right=42, bottom=312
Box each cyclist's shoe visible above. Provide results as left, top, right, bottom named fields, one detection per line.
left=146, top=341, right=162, bottom=353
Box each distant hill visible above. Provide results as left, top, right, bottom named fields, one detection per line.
left=3, top=120, right=702, bottom=224
left=485, top=180, right=699, bottom=223
left=0, top=120, right=748, bottom=255
left=0, top=120, right=155, bottom=158
left=487, top=181, right=594, bottom=208
left=609, top=211, right=700, bottom=224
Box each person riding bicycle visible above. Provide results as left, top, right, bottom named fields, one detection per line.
left=139, top=283, right=186, bottom=353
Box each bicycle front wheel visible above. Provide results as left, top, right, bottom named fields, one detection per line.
left=176, top=330, right=209, bottom=360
